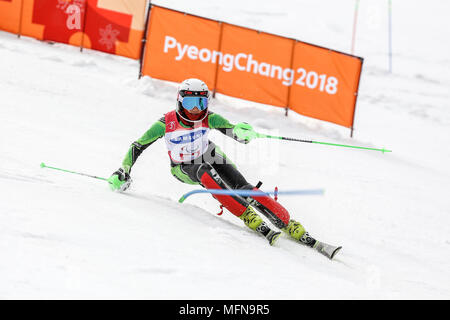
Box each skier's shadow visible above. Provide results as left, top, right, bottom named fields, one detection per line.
left=119, top=191, right=251, bottom=233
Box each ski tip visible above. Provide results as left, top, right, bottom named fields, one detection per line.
left=269, top=231, right=282, bottom=246
left=40, top=162, right=46, bottom=168
left=330, top=246, right=343, bottom=260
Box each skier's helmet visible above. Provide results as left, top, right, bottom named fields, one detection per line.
left=176, top=78, right=210, bottom=122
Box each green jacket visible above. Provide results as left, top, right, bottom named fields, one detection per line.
left=121, top=111, right=245, bottom=173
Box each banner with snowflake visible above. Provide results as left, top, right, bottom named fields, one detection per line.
left=19, top=0, right=87, bottom=46
left=12, top=0, right=147, bottom=59
left=82, top=0, right=147, bottom=59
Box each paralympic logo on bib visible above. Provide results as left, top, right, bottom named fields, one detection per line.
left=170, top=130, right=207, bottom=144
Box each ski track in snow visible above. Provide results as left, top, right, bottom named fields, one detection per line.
left=1, top=0, right=449, bottom=299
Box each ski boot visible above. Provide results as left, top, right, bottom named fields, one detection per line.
left=240, top=206, right=281, bottom=246
left=282, top=219, right=342, bottom=260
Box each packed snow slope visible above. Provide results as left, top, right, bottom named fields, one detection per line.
left=1, top=0, right=449, bottom=299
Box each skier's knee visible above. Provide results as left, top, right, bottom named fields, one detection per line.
left=239, top=183, right=254, bottom=190
left=196, top=163, right=214, bottom=182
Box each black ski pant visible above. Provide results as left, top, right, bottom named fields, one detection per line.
left=170, top=142, right=290, bottom=228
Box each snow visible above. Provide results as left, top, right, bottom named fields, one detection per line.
left=1, top=0, right=449, bottom=299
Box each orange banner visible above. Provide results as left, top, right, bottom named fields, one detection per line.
left=289, top=41, right=362, bottom=128
left=141, top=5, right=363, bottom=129
left=141, top=6, right=221, bottom=88
left=216, top=24, right=294, bottom=107
left=0, top=0, right=22, bottom=34
left=83, top=0, right=147, bottom=59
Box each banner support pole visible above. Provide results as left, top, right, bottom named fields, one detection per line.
left=79, top=0, right=89, bottom=52
left=139, top=1, right=153, bottom=79
left=17, top=0, right=24, bottom=38
left=212, top=21, right=224, bottom=98
left=350, top=57, right=364, bottom=138
left=285, top=39, right=296, bottom=117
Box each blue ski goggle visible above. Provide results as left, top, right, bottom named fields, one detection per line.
left=180, top=96, right=208, bottom=111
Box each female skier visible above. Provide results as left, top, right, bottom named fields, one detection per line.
left=108, top=78, right=340, bottom=258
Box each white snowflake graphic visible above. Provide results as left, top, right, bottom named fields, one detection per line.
left=99, top=24, right=120, bottom=50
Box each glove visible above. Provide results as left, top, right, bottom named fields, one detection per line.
left=108, top=168, right=132, bottom=192
left=233, top=122, right=258, bottom=143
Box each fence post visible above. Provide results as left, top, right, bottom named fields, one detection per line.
left=350, top=57, right=364, bottom=138
left=79, top=0, right=89, bottom=52
left=285, top=39, right=296, bottom=117
left=139, top=0, right=153, bottom=79
left=17, top=0, right=24, bottom=38
left=212, top=21, right=224, bottom=98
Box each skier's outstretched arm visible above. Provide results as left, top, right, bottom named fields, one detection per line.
left=108, top=118, right=165, bottom=191
left=209, top=113, right=256, bottom=144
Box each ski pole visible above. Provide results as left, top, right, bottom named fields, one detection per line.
left=40, top=162, right=108, bottom=181
left=255, top=133, right=392, bottom=153
left=178, top=188, right=324, bottom=203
